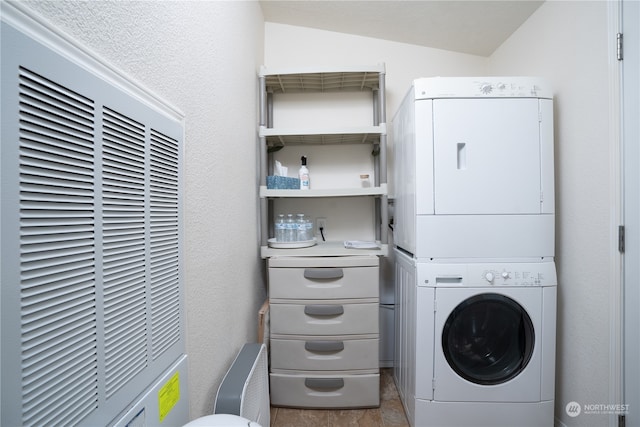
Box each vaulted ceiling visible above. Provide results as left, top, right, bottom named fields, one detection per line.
left=259, top=1, right=544, bottom=57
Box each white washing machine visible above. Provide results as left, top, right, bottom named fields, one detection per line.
left=394, top=249, right=557, bottom=427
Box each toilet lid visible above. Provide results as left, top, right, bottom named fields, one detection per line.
left=183, top=413, right=261, bottom=427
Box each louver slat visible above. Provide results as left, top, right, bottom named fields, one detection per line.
left=150, top=130, right=180, bottom=359
left=102, top=107, right=148, bottom=397
left=18, top=66, right=98, bottom=427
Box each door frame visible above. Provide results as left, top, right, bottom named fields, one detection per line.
left=607, top=0, right=624, bottom=426
left=607, top=1, right=623, bottom=426
left=620, top=1, right=640, bottom=426
left=608, top=0, right=639, bottom=425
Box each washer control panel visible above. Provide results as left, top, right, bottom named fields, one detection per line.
left=418, top=261, right=557, bottom=287
left=480, top=267, right=546, bottom=286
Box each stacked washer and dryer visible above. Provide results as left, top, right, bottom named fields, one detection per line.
left=392, top=77, right=557, bottom=427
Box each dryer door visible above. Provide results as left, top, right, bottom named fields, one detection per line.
left=433, top=98, right=542, bottom=214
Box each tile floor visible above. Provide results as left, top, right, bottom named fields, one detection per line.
left=269, top=369, right=410, bottom=427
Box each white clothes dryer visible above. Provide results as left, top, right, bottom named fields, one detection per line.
left=394, top=250, right=557, bottom=427
left=392, top=77, right=555, bottom=261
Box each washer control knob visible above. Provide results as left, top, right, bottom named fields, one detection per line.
left=484, top=272, right=495, bottom=283
left=502, top=271, right=510, bottom=279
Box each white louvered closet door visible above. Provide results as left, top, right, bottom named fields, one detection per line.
left=2, top=16, right=184, bottom=427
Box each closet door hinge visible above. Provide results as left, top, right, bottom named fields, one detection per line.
left=619, top=225, right=625, bottom=253
left=617, top=33, right=623, bottom=61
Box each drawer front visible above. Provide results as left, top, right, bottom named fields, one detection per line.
left=269, top=266, right=378, bottom=299
left=270, top=337, right=379, bottom=371
left=270, top=372, right=380, bottom=408
left=270, top=302, right=378, bottom=335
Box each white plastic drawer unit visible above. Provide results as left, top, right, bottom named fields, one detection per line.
left=270, top=336, right=379, bottom=371
left=268, top=255, right=379, bottom=300
left=269, top=370, right=380, bottom=408
left=270, top=300, right=379, bottom=336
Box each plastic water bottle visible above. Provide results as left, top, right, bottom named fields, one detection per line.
left=275, top=214, right=286, bottom=242
left=285, top=214, right=296, bottom=242
left=305, top=218, right=313, bottom=240
left=296, top=214, right=307, bottom=241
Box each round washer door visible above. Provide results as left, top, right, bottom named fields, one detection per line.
left=442, top=293, right=535, bottom=385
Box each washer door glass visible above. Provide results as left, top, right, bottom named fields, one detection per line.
left=442, top=293, right=535, bottom=385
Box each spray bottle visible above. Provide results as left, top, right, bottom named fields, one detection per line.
left=299, top=156, right=310, bottom=190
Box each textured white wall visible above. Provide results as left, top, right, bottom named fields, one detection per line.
left=265, top=22, right=488, bottom=133
left=487, top=2, right=613, bottom=426
left=18, top=0, right=266, bottom=420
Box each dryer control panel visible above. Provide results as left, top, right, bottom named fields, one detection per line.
left=413, top=76, right=553, bottom=100
left=417, top=261, right=557, bottom=287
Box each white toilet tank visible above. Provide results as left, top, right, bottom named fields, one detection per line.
left=184, top=343, right=269, bottom=427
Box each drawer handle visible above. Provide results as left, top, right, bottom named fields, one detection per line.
left=304, top=304, right=344, bottom=316
left=304, top=268, right=344, bottom=280
left=305, top=378, right=345, bottom=390
left=305, top=340, right=345, bottom=352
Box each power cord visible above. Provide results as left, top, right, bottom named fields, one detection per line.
left=319, top=226, right=326, bottom=241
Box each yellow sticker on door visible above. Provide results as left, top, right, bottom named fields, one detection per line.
left=158, top=372, right=180, bottom=422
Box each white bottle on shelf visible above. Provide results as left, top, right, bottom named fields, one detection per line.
left=299, top=156, right=310, bottom=190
